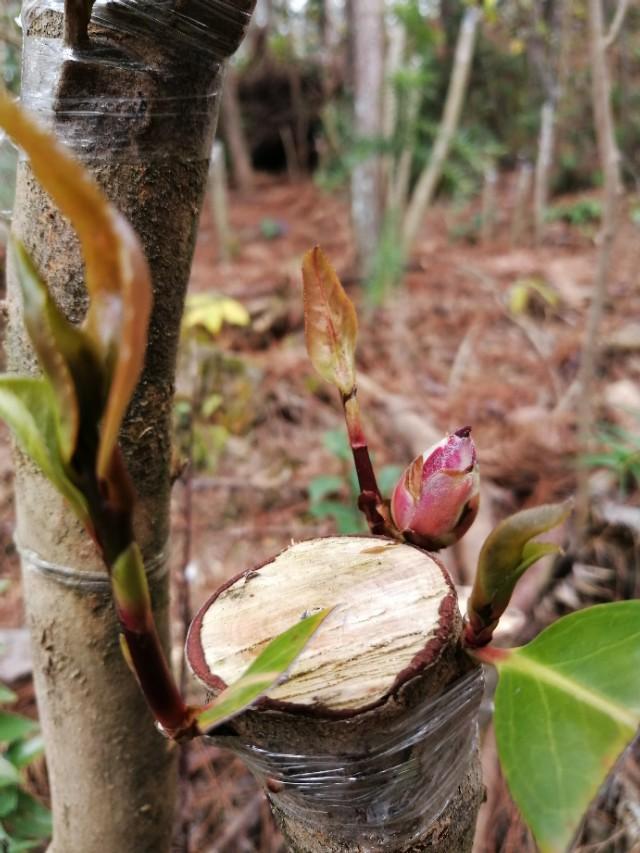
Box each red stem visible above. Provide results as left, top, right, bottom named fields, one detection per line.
left=341, top=390, right=393, bottom=536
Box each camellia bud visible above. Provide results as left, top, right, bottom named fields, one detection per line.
left=390, top=427, right=479, bottom=550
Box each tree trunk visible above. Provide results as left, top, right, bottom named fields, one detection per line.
left=350, top=0, right=384, bottom=279
left=573, top=0, right=625, bottom=543
left=533, top=97, right=556, bottom=245
left=5, top=2, right=253, bottom=851
left=221, top=65, right=255, bottom=193
left=188, top=537, right=484, bottom=852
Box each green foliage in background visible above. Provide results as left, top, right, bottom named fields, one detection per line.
left=583, top=415, right=640, bottom=496
left=308, top=429, right=401, bottom=533
left=0, top=671, right=51, bottom=851
left=546, top=197, right=602, bottom=227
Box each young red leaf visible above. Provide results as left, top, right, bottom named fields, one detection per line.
left=0, top=88, right=152, bottom=482
left=302, top=247, right=358, bottom=396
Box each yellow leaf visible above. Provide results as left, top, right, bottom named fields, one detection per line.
left=302, top=247, right=357, bottom=396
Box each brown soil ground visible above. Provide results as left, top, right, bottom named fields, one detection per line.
left=1, top=173, right=639, bottom=851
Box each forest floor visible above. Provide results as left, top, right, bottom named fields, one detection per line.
left=1, top=173, right=639, bottom=852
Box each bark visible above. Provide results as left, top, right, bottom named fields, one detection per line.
left=510, top=160, right=533, bottom=245
left=350, top=0, right=384, bottom=278
left=5, top=2, right=252, bottom=851
left=188, top=537, right=484, bottom=852
left=480, top=164, right=497, bottom=243
left=402, top=7, right=480, bottom=255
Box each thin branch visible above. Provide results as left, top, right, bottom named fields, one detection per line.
left=604, top=0, right=630, bottom=50
left=402, top=6, right=480, bottom=254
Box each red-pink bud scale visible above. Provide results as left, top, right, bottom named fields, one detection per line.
left=391, top=426, right=480, bottom=550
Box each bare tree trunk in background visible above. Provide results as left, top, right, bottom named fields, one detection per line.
left=533, top=97, right=556, bottom=244
left=5, top=2, right=253, bottom=851
left=530, top=0, right=570, bottom=244
left=402, top=6, right=480, bottom=255
left=350, top=0, right=384, bottom=278
left=221, top=65, right=255, bottom=193
left=573, top=0, right=625, bottom=545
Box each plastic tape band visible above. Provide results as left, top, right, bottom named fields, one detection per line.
left=215, top=669, right=483, bottom=845
left=17, top=540, right=168, bottom=592
left=16, top=0, right=251, bottom=161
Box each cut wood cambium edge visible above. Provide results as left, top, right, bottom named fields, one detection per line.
left=187, top=536, right=484, bottom=853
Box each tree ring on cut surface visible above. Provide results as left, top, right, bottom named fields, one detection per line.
left=187, top=536, right=463, bottom=718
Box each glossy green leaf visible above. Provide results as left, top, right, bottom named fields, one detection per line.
left=0, top=713, right=38, bottom=745
left=6, top=736, right=44, bottom=771
left=0, top=755, right=19, bottom=786
left=0, top=89, right=152, bottom=482
left=12, top=241, right=105, bottom=462
left=0, top=784, right=18, bottom=818
left=466, top=500, right=571, bottom=644
left=197, top=608, right=331, bottom=732
left=302, top=247, right=358, bottom=396
left=3, top=790, right=52, bottom=841
left=490, top=601, right=640, bottom=853
left=0, top=377, right=89, bottom=524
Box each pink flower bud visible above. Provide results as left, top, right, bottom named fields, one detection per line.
left=391, top=427, right=480, bottom=550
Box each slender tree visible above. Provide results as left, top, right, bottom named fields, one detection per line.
left=350, top=0, right=384, bottom=277
left=573, top=0, right=626, bottom=541
left=5, top=2, right=254, bottom=850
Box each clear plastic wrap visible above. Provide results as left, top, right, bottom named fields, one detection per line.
left=16, top=540, right=168, bottom=591
left=212, top=668, right=484, bottom=850
left=18, top=0, right=253, bottom=160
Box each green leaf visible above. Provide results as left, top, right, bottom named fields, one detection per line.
left=466, top=500, right=572, bottom=644
left=0, top=685, right=17, bottom=704
left=322, top=428, right=351, bottom=461
left=0, top=377, right=89, bottom=524
left=196, top=608, right=331, bottom=732
left=12, top=241, right=105, bottom=463
left=490, top=601, right=640, bottom=853
left=6, top=736, right=44, bottom=771
left=0, top=713, right=38, bottom=745
left=0, top=755, right=19, bottom=786
left=309, top=500, right=365, bottom=534
left=302, top=247, right=358, bottom=396
left=0, top=784, right=18, bottom=818
left=3, top=790, right=52, bottom=841
left=308, top=475, right=344, bottom=504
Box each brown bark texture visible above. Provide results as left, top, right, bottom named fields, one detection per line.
left=5, top=2, right=252, bottom=851
left=188, top=537, right=484, bottom=853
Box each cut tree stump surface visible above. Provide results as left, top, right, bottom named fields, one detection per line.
left=188, top=536, right=456, bottom=714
